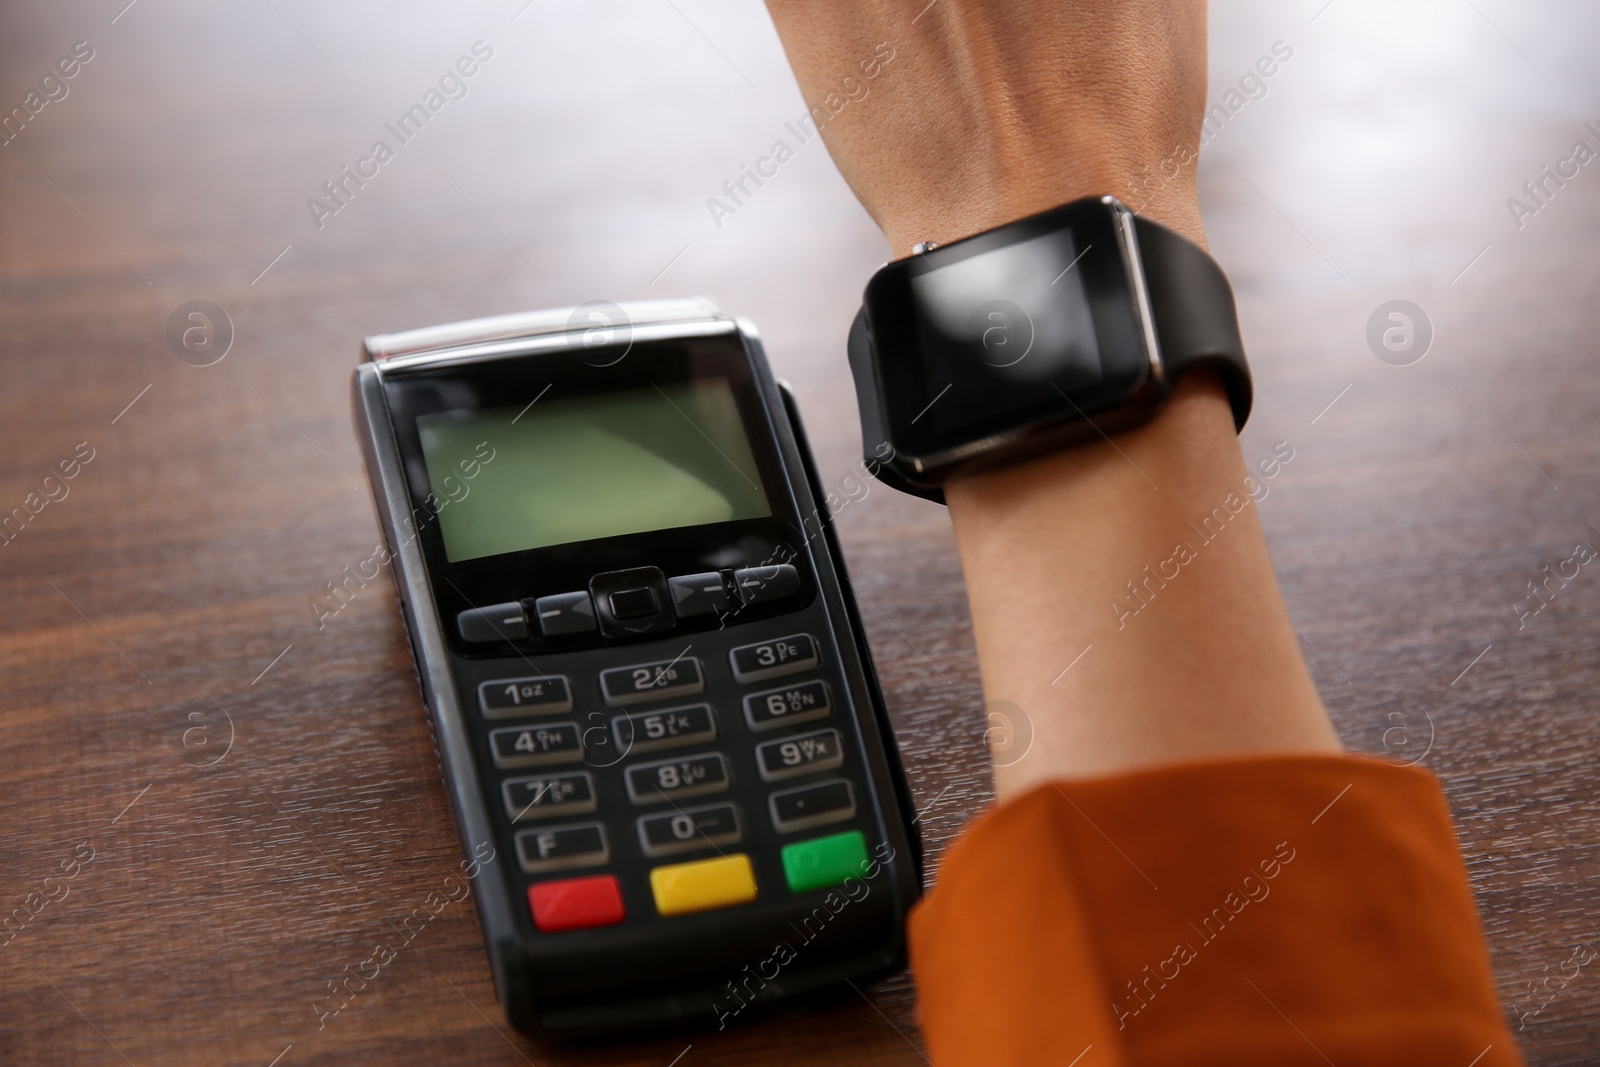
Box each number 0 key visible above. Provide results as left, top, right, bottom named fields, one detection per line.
left=637, top=803, right=742, bottom=858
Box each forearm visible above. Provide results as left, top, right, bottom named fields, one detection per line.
left=766, top=0, right=1211, bottom=252
left=767, top=0, right=1339, bottom=798
left=947, top=379, right=1337, bottom=795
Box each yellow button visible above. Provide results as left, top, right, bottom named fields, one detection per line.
left=650, top=853, right=758, bottom=917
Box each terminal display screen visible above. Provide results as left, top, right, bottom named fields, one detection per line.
left=416, top=378, right=771, bottom=562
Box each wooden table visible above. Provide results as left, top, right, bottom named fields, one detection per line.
left=3, top=0, right=1598, bottom=1062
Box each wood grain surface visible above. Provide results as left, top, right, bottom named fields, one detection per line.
left=2, top=1, right=1598, bottom=1063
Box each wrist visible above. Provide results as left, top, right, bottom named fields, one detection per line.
left=944, top=376, right=1338, bottom=793
left=867, top=162, right=1205, bottom=258
left=765, top=0, right=1339, bottom=793
left=819, top=66, right=1208, bottom=254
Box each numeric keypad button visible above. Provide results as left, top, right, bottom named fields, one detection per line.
left=755, top=728, right=844, bottom=782
left=769, top=779, right=855, bottom=833
left=489, top=722, right=584, bottom=768
left=502, top=772, right=596, bottom=821
left=612, top=704, right=717, bottom=756
left=743, top=680, right=832, bottom=732
left=514, top=822, right=609, bottom=873
left=625, top=753, right=730, bottom=804
left=479, top=675, right=573, bottom=719
left=600, top=656, right=705, bottom=706
left=729, top=634, right=819, bottom=684
left=636, top=803, right=742, bottom=858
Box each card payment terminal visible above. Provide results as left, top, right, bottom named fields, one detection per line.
left=350, top=299, right=921, bottom=1038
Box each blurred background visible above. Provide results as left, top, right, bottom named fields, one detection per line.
left=2, top=0, right=1599, bottom=1063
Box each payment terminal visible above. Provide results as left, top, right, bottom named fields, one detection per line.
left=351, top=299, right=921, bottom=1038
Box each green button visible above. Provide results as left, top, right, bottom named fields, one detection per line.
left=781, top=830, right=869, bottom=894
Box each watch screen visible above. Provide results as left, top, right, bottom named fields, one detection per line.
left=867, top=199, right=1149, bottom=458
left=416, top=379, right=771, bottom=562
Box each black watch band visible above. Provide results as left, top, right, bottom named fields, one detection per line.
left=1128, top=214, right=1252, bottom=431
left=847, top=197, right=1252, bottom=503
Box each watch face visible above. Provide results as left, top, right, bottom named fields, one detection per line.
left=864, top=198, right=1150, bottom=462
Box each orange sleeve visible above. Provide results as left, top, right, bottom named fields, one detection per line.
left=908, top=753, right=1523, bottom=1066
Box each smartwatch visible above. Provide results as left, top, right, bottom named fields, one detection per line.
left=847, top=196, right=1252, bottom=501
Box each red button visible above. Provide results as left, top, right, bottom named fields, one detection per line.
left=528, top=874, right=625, bottom=932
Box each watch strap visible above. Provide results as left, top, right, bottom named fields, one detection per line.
left=847, top=307, right=947, bottom=503
left=1132, top=214, right=1253, bottom=430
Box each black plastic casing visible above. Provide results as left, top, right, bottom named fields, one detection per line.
left=350, top=304, right=922, bottom=1040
